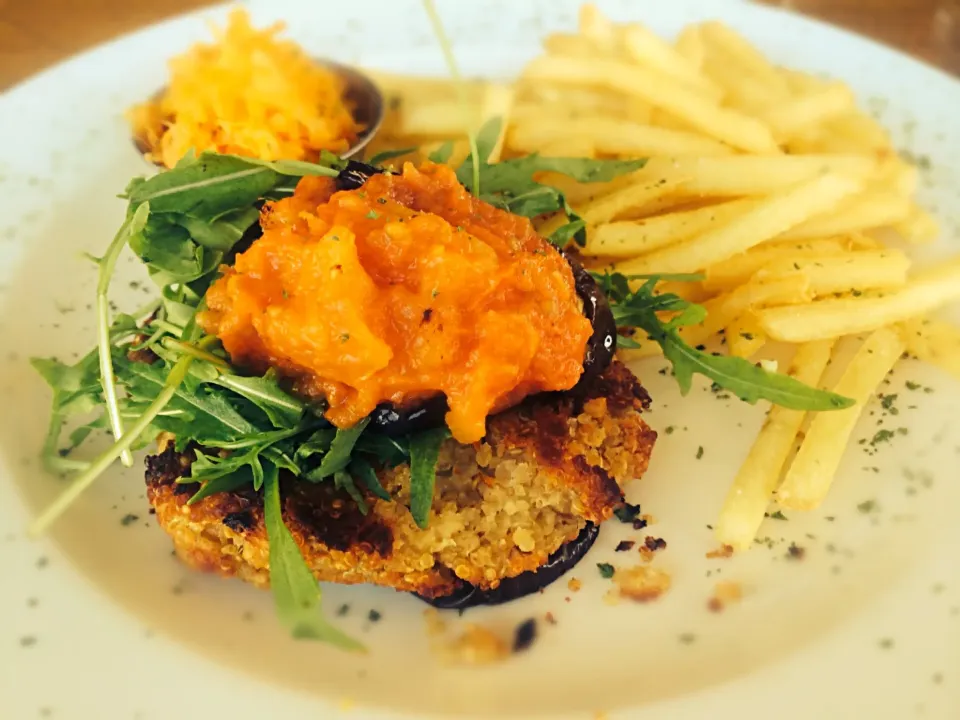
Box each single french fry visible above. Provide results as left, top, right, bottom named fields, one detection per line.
left=777, top=190, right=913, bottom=240
left=762, top=83, right=856, bottom=142
left=894, top=205, right=940, bottom=244
left=584, top=198, right=760, bottom=258
left=757, top=258, right=960, bottom=342
left=703, top=238, right=856, bottom=291
left=536, top=171, right=640, bottom=205
left=536, top=138, right=596, bottom=158
left=758, top=250, right=911, bottom=296
left=509, top=116, right=737, bottom=157
left=579, top=3, right=618, bottom=46
left=480, top=84, right=514, bottom=163
left=627, top=155, right=886, bottom=197
left=522, top=55, right=779, bottom=153
left=621, top=23, right=724, bottom=101
left=900, top=317, right=960, bottom=381
left=699, top=22, right=791, bottom=97
left=715, top=339, right=836, bottom=549
left=780, top=68, right=830, bottom=96
left=720, top=274, right=812, bottom=322
left=579, top=177, right=687, bottom=226
left=397, top=100, right=481, bottom=137
left=726, top=313, right=767, bottom=358
left=614, top=174, right=862, bottom=274
left=544, top=32, right=606, bottom=58
left=777, top=328, right=905, bottom=510
left=625, top=98, right=655, bottom=124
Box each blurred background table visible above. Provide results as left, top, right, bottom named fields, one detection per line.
left=1, top=0, right=958, bottom=90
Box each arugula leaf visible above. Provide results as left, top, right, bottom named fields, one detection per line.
left=186, top=469, right=256, bottom=505
left=334, top=470, right=369, bottom=514
left=348, top=457, right=391, bottom=501
left=354, top=434, right=409, bottom=467
left=408, top=428, right=449, bottom=529
left=306, top=418, right=371, bottom=481
left=262, top=466, right=364, bottom=650
left=367, top=147, right=418, bottom=165
left=428, top=141, right=454, bottom=164
left=211, top=371, right=305, bottom=429
left=295, top=429, right=336, bottom=461
left=456, top=122, right=646, bottom=247
left=597, top=271, right=855, bottom=412
left=474, top=117, right=503, bottom=163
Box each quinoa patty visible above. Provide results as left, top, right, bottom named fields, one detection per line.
left=145, top=360, right=656, bottom=598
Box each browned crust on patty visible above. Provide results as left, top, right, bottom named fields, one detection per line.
left=146, top=360, right=657, bottom=597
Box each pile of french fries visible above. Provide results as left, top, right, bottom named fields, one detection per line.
left=365, top=4, right=960, bottom=551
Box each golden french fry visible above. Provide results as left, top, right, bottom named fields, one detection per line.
left=535, top=138, right=597, bottom=158
left=777, top=328, right=905, bottom=510
left=699, top=21, right=791, bottom=97
left=397, top=100, right=480, bottom=137
left=726, top=313, right=767, bottom=358
left=544, top=32, right=606, bottom=58
left=579, top=177, right=687, bottom=226
left=627, top=155, right=887, bottom=197
left=761, top=83, right=856, bottom=142
left=620, top=23, right=724, bottom=101
left=509, top=116, right=737, bottom=157
left=715, top=339, right=836, bottom=548
left=780, top=68, right=830, bottom=96
left=480, top=84, right=514, bottom=163
left=758, top=250, right=911, bottom=296
left=757, top=258, right=960, bottom=342
left=614, top=174, right=863, bottom=274
left=703, top=238, right=856, bottom=291
left=777, top=190, right=913, bottom=240
left=719, top=274, right=812, bottom=321
left=522, top=55, right=779, bottom=153
left=584, top=198, right=760, bottom=258
left=894, top=205, right=940, bottom=244
left=536, top=171, right=639, bottom=205
left=900, top=317, right=960, bottom=381
left=579, top=3, right=618, bottom=46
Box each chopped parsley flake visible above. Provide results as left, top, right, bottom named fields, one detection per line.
left=769, top=510, right=788, bottom=521
left=878, top=637, right=894, bottom=650
left=597, top=563, right=615, bottom=579
left=614, top=503, right=641, bottom=523
left=368, top=609, right=382, bottom=622
left=857, top=499, right=878, bottom=514
left=120, top=513, right=139, bottom=527
left=365, top=210, right=380, bottom=220
left=905, top=381, right=921, bottom=391
left=696, top=445, right=704, bottom=460
left=870, top=429, right=895, bottom=446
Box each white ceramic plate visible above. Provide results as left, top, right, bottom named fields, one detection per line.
left=1, top=1, right=959, bottom=718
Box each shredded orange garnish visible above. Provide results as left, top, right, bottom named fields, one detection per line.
left=128, top=9, right=361, bottom=168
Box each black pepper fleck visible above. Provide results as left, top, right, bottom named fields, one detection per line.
left=513, top=618, right=537, bottom=652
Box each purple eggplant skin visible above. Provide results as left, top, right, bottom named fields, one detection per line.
left=416, top=522, right=600, bottom=610
left=564, top=251, right=617, bottom=384
left=335, top=160, right=387, bottom=191
left=369, top=394, right=450, bottom=437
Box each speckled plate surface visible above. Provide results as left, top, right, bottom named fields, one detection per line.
left=1, top=1, right=959, bottom=718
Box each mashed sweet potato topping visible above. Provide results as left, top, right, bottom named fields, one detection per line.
left=200, top=163, right=592, bottom=443
left=128, top=9, right=361, bottom=169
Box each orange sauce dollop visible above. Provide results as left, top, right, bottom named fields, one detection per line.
left=200, top=163, right=592, bottom=444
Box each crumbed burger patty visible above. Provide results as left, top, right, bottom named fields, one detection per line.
left=145, top=360, right=656, bottom=598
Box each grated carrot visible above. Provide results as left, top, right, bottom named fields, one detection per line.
left=128, top=8, right=361, bottom=168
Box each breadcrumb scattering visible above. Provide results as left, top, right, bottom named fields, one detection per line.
left=612, top=564, right=671, bottom=602
left=128, top=9, right=361, bottom=168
